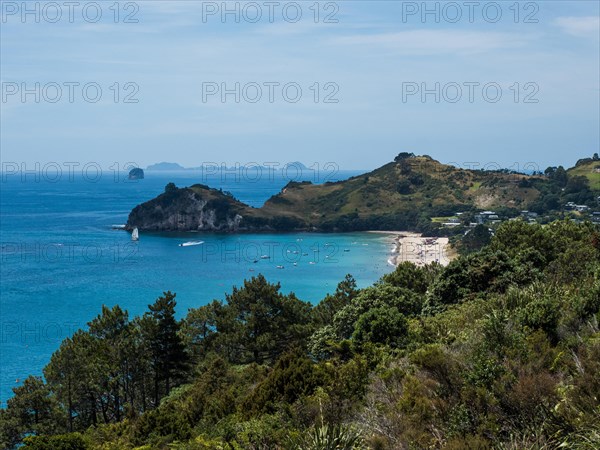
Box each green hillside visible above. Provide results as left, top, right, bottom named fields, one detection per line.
left=262, top=154, right=543, bottom=230
left=568, top=157, right=600, bottom=191
left=127, top=153, right=600, bottom=233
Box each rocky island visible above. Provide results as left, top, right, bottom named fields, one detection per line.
left=128, top=167, right=144, bottom=180
left=126, top=153, right=600, bottom=233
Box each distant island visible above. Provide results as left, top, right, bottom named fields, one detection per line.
left=146, top=162, right=187, bottom=171
left=127, top=167, right=144, bottom=180
left=127, top=153, right=600, bottom=234
left=146, top=161, right=309, bottom=171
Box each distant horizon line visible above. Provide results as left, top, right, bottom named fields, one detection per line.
left=1, top=153, right=597, bottom=176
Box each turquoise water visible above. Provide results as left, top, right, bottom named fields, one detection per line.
left=0, top=170, right=394, bottom=405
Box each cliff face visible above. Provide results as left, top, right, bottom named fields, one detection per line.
left=127, top=186, right=248, bottom=232
left=126, top=184, right=307, bottom=232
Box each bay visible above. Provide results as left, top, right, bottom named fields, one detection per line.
left=0, top=169, right=394, bottom=405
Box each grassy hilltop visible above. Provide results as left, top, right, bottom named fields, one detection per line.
left=261, top=154, right=543, bottom=230
left=568, top=157, right=600, bottom=191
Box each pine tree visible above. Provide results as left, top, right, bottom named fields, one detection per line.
left=142, top=291, right=189, bottom=406
left=220, top=275, right=312, bottom=364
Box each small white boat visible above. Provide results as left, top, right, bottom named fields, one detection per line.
left=179, top=241, right=204, bottom=247
left=112, top=224, right=127, bottom=230
left=276, top=265, right=285, bottom=269
left=260, top=255, right=270, bottom=259
left=131, top=227, right=139, bottom=241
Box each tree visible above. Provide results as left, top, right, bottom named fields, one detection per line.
left=164, top=182, right=177, bottom=193
left=333, top=284, right=422, bottom=339
left=87, top=305, right=130, bottom=423
left=141, top=292, right=189, bottom=406
left=0, top=377, right=63, bottom=447
left=218, top=275, right=313, bottom=364
left=551, top=166, right=568, bottom=187
left=426, top=250, right=517, bottom=310
left=397, top=180, right=412, bottom=195
left=394, top=152, right=415, bottom=162
left=381, top=261, right=439, bottom=294
left=353, top=307, right=408, bottom=348
left=44, top=331, right=104, bottom=431
left=565, top=175, right=590, bottom=194
left=544, top=166, right=556, bottom=177
left=182, top=300, right=222, bottom=361
left=461, top=224, right=492, bottom=254
left=312, top=275, right=358, bottom=326
left=543, top=194, right=561, bottom=211
left=242, top=348, right=326, bottom=414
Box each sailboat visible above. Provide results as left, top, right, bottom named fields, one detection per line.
left=131, top=227, right=139, bottom=241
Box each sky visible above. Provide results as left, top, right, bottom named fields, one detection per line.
left=1, top=0, right=599, bottom=171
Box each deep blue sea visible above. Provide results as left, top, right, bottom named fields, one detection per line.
left=0, top=168, right=395, bottom=405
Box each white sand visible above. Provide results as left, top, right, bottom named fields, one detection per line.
left=368, top=231, right=453, bottom=267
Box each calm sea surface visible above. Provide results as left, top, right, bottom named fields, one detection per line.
left=0, top=169, right=395, bottom=404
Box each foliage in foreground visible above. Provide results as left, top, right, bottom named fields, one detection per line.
left=1, top=219, right=599, bottom=449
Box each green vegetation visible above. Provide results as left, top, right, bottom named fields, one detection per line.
left=1, top=219, right=599, bottom=449
left=128, top=154, right=600, bottom=234
left=567, top=155, right=600, bottom=191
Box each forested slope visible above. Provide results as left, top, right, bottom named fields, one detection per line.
left=1, top=220, right=599, bottom=450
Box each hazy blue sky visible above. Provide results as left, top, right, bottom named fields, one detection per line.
left=1, top=1, right=599, bottom=171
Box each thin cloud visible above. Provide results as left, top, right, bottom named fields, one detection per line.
left=554, top=16, right=600, bottom=39
left=330, top=30, right=535, bottom=55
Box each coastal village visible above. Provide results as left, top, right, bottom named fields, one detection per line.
left=389, top=197, right=600, bottom=268
left=439, top=201, right=600, bottom=230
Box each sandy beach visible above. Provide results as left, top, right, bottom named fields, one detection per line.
left=369, top=231, right=454, bottom=267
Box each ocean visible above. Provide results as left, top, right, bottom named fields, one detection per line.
left=0, top=168, right=394, bottom=405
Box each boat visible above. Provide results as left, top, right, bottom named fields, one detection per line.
left=343, top=249, right=350, bottom=252
left=260, top=255, right=270, bottom=259
left=131, top=228, right=139, bottom=241
left=276, top=265, right=285, bottom=269
left=179, top=241, right=204, bottom=247
left=112, top=224, right=126, bottom=230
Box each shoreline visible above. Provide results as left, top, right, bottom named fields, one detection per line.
left=367, top=230, right=453, bottom=267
